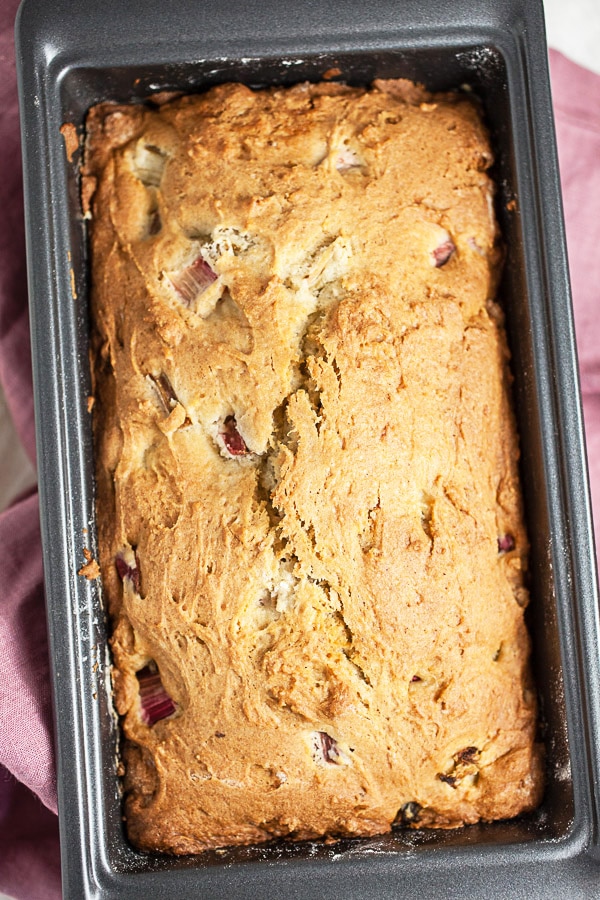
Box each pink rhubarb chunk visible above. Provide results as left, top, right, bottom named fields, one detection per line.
left=221, top=415, right=248, bottom=456
left=168, top=256, right=217, bottom=306
left=149, top=372, right=178, bottom=413
left=432, top=238, right=456, bottom=267
left=335, top=146, right=361, bottom=173
left=115, top=551, right=140, bottom=593
left=318, top=731, right=340, bottom=763
left=497, top=533, right=516, bottom=553
left=137, top=664, right=177, bottom=726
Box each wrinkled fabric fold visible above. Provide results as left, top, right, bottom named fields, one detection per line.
left=1, top=2, right=60, bottom=895
left=0, top=5, right=35, bottom=465
left=0, top=770, right=61, bottom=900
left=0, top=490, right=56, bottom=814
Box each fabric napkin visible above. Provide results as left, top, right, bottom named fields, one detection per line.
left=0, top=3, right=598, bottom=893
left=0, top=1, right=61, bottom=898
left=549, top=50, right=600, bottom=538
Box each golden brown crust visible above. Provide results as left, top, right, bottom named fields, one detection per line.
left=86, top=80, right=542, bottom=854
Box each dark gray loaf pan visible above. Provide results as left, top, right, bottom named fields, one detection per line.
left=15, top=0, right=600, bottom=896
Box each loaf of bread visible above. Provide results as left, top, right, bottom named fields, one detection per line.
left=84, top=79, right=543, bottom=854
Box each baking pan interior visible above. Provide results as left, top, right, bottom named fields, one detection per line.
left=59, top=43, right=574, bottom=874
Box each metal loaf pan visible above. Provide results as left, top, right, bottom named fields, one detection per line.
left=15, top=0, right=600, bottom=896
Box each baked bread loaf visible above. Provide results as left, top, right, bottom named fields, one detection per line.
left=84, top=79, right=543, bottom=854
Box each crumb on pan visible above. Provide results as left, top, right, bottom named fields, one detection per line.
left=78, top=547, right=100, bottom=580
left=60, top=122, right=79, bottom=163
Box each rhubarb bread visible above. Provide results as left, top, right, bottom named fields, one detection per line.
left=84, top=79, right=543, bottom=854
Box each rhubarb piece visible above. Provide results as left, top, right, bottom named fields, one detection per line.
left=148, top=372, right=178, bottom=414
left=411, top=675, right=422, bottom=683
left=315, top=731, right=342, bottom=764
left=432, top=237, right=456, bottom=267
left=115, top=548, right=140, bottom=593
left=168, top=255, right=217, bottom=307
left=335, top=145, right=361, bottom=173
left=497, top=533, right=515, bottom=553
left=468, top=236, right=486, bottom=257
left=137, top=663, right=177, bottom=725
left=220, top=415, right=249, bottom=456
left=309, top=730, right=346, bottom=765
left=132, top=143, right=167, bottom=187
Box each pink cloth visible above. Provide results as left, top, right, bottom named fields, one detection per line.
left=549, top=49, right=600, bottom=538
left=0, top=9, right=598, bottom=894
left=0, top=1, right=61, bottom=897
